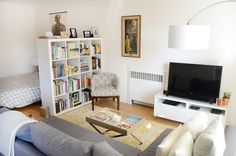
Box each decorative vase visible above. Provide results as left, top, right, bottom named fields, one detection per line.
left=222, top=98, right=230, bottom=106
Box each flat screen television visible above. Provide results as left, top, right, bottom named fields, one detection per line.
left=167, top=62, right=223, bottom=103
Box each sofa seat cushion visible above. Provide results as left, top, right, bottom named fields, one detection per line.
left=43, top=116, right=141, bottom=156
left=14, top=139, right=45, bottom=156
left=31, top=122, right=93, bottom=156
left=93, top=141, right=123, bottom=156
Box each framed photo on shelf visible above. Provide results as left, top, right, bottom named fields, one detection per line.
left=91, top=27, right=99, bottom=38
left=121, top=15, right=141, bottom=58
left=83, top=30, right=92, bottom=38
left=69, top=28, right=78, bottom=38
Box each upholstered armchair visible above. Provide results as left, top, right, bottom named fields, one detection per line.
left=91, top=72, right=119, bottom=111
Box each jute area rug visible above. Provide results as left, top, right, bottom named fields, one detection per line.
left=58, top=105, right=174, bottom=151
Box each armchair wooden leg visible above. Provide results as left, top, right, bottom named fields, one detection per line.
left=92, top=97, right=95, bottom=111
left=117, top=96, right=120, bottom=110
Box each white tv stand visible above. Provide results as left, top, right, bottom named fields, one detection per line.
left=154, top=93, right=227, bottom=124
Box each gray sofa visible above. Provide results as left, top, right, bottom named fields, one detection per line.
left=0, top=107, right=172, bottom=156
left=0, top=107, right=235, bottom=156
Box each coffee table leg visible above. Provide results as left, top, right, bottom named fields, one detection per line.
left=89, top=123, right=103, bottom=134
left=130, top=133, right=143, bottom=145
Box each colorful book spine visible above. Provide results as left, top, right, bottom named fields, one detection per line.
left=54, top=80, right=67, bottom=96
left=69, top=78, right=80, bottom=92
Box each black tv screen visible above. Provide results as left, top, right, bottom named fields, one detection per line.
left=167, top=62, right=223, bottom=103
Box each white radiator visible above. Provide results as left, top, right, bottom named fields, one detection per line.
left=128, top=69, right=163, bottom=105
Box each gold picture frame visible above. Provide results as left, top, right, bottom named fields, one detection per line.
left=121, top=15, right=141, bottom=58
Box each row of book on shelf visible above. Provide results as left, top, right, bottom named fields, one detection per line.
left=53, top=63, right=67, bottom=78
left=82, top=89, right=91, bottom=103
left=54, top=75, right=92, bottom=96
left=55, top=89, right=91, bottom=113
left=54, top=80, right=67, bottom=96
left=68, top=78, right=80, bottom=92
left=55, top=99, right=68, bottom=113
left=52, top=44, right=66, bottom=60
left=81, top=75, right=91, bottom=88
left=53, top=62, right=90, bottom=78
left=51, top=42, right=102, bottom=60
left=92, top=57, right=101, bottom=70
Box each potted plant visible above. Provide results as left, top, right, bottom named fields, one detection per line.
left=222, top=91, right=232, bottom=105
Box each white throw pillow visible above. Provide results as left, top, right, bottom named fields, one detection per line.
left=156, top=125, right=183, bottom=156
left=168, top=131, right=194, bottom=156
left=193, top=117, right=226, bottom=156
left=182, top=112, right=208, bottom=140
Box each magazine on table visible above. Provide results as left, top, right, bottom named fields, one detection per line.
left=118, top=115, right=142, bottom=129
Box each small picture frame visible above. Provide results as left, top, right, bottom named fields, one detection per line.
left=60, top=31, right=69, bottom=38
left=69, top=28, right=78, bottom=38
left=83, top=30, right=92, bottom=38
left=91, top=27, right=99, bottom=38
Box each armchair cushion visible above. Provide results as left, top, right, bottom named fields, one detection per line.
left=91, top=86, right=119, bottom=97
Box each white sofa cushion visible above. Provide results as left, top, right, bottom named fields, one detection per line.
left=193, top=117, right=226, bottom=156
left=182, top=112, right=208, bottom=140
left=168, top=131, right=194, bottom=156
left=156, top=125, right=183, bottom=156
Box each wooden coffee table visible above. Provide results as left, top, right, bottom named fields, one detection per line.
left=85, top=107, right=145, bottom=145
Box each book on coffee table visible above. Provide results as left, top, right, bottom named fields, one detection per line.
left=93, top=111, right=114, bottom=122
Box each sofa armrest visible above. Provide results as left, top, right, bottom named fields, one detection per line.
left=139, top=128, right=172, bottom=156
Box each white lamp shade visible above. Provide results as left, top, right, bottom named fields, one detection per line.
left=168, top=25, right=210, bottom=50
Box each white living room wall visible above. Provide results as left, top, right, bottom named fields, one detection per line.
left=32, top=0, right=236, bottom=125
left=0, top=1, right=36, bottom=77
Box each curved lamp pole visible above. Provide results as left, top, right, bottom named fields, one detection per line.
left=168, top=0, right=236, bottom=50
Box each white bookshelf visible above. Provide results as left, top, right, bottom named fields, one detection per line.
left=154, top=93, right=227, bottom=125
left=37, top=38, right=103, bottom=115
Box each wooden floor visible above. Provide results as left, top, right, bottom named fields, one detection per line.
left=15, top=99, right=179, bottom=127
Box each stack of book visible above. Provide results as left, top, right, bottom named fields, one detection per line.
left=52, top=63, right=67, bottom=78
left=68, top=78, right=80, bottom=92
left=55, top=99, right=68, bottom=113
left=80, top=59, right=90, bottom=72
left=67, top=42, right=80, bottom=58
left=52, top=44, right=66, bottom=60
left=92, top=57, right=101, bottom=70
left=54, top=80, right=67, bottom=96
left=68, top=65, right=79, bottom=75
left=81, top=75, right=91, bottom=88
left=82, top=88, right=91, bottom=103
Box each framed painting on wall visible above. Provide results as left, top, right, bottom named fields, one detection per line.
left=121, top=15, right=141, bottom=58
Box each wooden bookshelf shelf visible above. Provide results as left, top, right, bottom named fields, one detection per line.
left=37, top=38, right=103, bottom=115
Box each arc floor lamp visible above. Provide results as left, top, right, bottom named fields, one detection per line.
left=168, top=0, right=236, bottom=50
